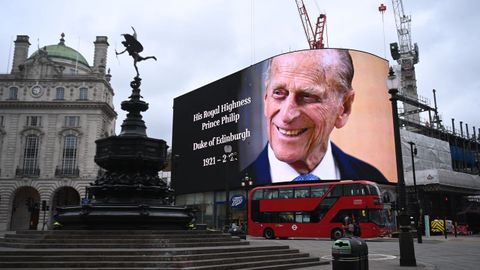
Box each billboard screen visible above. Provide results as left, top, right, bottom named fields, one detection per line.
left=172, top=49, right=396, bottom=194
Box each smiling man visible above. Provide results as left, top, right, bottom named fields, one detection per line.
left=250, top=49, right=388, bottom=184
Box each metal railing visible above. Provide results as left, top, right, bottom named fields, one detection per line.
left=15, top=167, right=40, bottom=177
left=55, top=167, right=80, bottom=177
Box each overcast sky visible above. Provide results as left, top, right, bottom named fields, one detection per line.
left=1, top=0, right=479, bottom=145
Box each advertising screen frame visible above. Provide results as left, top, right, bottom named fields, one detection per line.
left=172, top=49, right=396, bottom=195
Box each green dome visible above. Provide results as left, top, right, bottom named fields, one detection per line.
left=29, top=37, right=89, bottom=66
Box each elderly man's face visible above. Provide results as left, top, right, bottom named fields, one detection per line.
left=264, top=51, right=354, bottom=172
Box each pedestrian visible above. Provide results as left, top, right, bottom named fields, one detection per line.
left=342, top=216, right=354, bottom=237
left=353, top=218, right=361, bottom=237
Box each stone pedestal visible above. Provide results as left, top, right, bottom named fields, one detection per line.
left=55, top=77, right=193, bottom=229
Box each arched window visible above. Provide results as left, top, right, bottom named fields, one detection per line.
left=60, top=135, right=78, bottom=176
left=22, top=135, right=40, bottom=176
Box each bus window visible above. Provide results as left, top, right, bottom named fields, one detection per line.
left=358, top=209, right=369, bottom=222
left=295, top=212, right=311, bottom=223
left=312, top=197, right=337, bottom=223
left=318, top=197, right=337, bottom=209
left=265, top=189, right=279, bottom=199
left=327, top=185, right=343, bottom=197
left=344, top=184, right=354, bottom=196
left=369, top=209, right=387, bottom=226
left=344, top=184, right=367, bottom=196
left=358, top=185, right=367, bottom=196
left=310, top=211, right=325, bottom=223
left=311, top=185, right=329, bottom=197
left=331, top=209, right=353, bottom=223
left=279, top=212, right=295, bottom=222
left=262, top=212, right=279, bottom=223
left=279, top=188, right=293, bottom=199
left=252, top=189, right=264, bottom=200
left=366, top=184, right=381, bottom=196
left=294, top=187, right=310, bottom=198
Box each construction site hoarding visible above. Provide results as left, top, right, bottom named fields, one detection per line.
left=172, top=49, right=396, bottom=194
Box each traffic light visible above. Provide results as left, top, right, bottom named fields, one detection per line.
left=41, top=200, right=47, bottom=211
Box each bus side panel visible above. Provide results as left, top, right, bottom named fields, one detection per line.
left=260, top=198, right=320, bottom=212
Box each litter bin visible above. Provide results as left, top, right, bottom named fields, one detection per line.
left=332, top=237, right=368, bottom=270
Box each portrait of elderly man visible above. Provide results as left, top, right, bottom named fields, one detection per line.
left=249, top=49, right=388, bottom=184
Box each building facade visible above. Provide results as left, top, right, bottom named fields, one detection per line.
left=0, top=34, right=116, bottom=231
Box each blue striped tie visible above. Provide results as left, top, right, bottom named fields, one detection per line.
left=293, top=173, right=320, bottom=181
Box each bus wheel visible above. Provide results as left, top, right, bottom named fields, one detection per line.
left=331, top=228, right=343, bottom=240
left=263, top=228, right=275, bottom=239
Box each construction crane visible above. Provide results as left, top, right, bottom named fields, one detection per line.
left=389, top=0, right=421, bottom=125
left=390, top=0, right=419, bottom=68
left=295, top=0, right=327, bottom=49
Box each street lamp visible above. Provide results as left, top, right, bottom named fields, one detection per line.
left=408, top=141, right=423, bottom=244
left=388, top=67, right=417, bottom=266
left=241, top=173, right=253, bottom=235
left=224, top=144, right=232, bottom=228
left=241, top=173, right=253, bottom=191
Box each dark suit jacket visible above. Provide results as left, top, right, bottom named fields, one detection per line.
left=246, top=143, right=389, bottom=185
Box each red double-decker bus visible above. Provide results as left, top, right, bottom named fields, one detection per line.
left=248, top=180, right=392, bottom=240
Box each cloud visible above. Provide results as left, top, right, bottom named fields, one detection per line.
left=1, top=0, right=479, bottom=144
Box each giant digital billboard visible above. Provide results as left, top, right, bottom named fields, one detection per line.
left=172, top=49, right=396, bottom=194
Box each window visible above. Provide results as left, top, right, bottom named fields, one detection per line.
left=294, top=187, right=310, bottom=198
left=264, top=189, right=279, bottom=199
left=64, top=116, right=80, bottom=127
left=252, top=190, right=264, bottom=200
left=9, top=87, right=18, bottom=100
left=279, top=212, right=295, bottom=222
left=344, top=184, right=367, bottom=196
left=0, top=115, right=4, bottom=127
left=23, top=135, right=40, bottom=175
left=26, top=116, right=42, bottom=127
left=295, top=212, right=311, bottom=223
left=312, top=197, right=338, bottom=222
left=56, top=87, right=65, bottom=100
left=79, top=87, right=88, bottom=100
left=279, top=188, right=293, bottom=199
left=366, top=184, right=381, bottom=196
left=311, top=185, right=330, bottom=197
left=327, top=185, right=343, bottom=197
left=332, top=209, right=375, bottom=224
left=261, top=212, right=280, bottom=223
left=61, top=135, right=78, bottom=175
left=331, top=209, right=354, bottom=223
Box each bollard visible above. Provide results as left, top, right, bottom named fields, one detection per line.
left=332, top=237, right=368, bottom=270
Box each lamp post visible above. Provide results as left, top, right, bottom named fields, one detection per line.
left=408, top=141, right=423, bottom=243
left=241, top=173, right=253, bottom=235
left=387, top=67, right=417, bottom=266
left=224, top=144, right=232, bottom=229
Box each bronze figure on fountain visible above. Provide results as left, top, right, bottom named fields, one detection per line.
left=116, top=26, right=157, bottom=78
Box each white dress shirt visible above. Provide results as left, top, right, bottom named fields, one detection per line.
left=268, top=139, right=340, bottom=183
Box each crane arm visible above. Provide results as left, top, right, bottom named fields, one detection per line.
left=391, top=0, right=418, bottom=65
left=295, top=0, right=326, bottom=49
left=295, top=0, right=315, bottom=49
